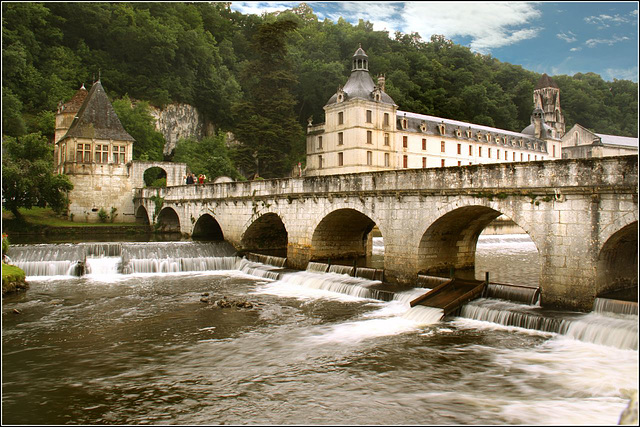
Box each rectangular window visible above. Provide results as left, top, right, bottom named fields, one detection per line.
left=366, top=110, right=372, bottom=123
left=367, top=130, right=372, bottom=144
left=61, top=143, right=66, bottom=163
left=479, top=147, right=482, bottom=157
left=403, top=136, right=408, bottom=148
left=422, top=157, right=426, bottom=168
left=552, top=145, right=556, bottom=157
left=458, top=161, right=461, bottom=166
left=469, top=145, right=473, bottom=156
left=384, top=153, right=390, bottom=167
left=384, top=133, right=389, bottom=146
left=521, top=153, right=524, bottom=161
left=534, top=155, right=537, bottom=161
left=403, top=155, right=408, bottom=168
left=384, top=113, right=389, bottom=126
left=318, top=155, right=323, bottom=169
left=513, top=152, right=516, bottom=161
left=528, top=154, right=531, bottom=161
left=338, top=152, right=344, bottom=166
left=422, top=138, right=427, bottom=150
left=95, top=144, right=109, bottom=163
left=338, top=112, right=344, bottom=125
left=497, top=149, right=500, bottom=160
left=441, top=159, right=445, bottom=167
left=338, top=132, right=344, bottom=145
left=77, top=143, right=91, bottom=163
left=113, top=146, right=126, bottom=164
left=457, top=143, right=461, bottom=155
left=488, top=148, right=492, bottom=158
left=505, top=151, right=508, bottom=160
left=441, top=141, right=445, bottom=153
left=367, top=150, right=372, bottom=166
left=318, top=136, right=323, bottom=149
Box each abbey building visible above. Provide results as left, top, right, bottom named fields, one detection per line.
left=306, top=46, right=567, bottom=176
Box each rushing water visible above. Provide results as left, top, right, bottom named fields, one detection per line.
left=2, top=235, right=637, bottom=425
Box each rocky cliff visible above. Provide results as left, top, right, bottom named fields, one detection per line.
left=149, top=104, right=215, bottom=157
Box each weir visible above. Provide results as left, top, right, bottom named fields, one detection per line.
left=7, top=240, right=637, bottom=350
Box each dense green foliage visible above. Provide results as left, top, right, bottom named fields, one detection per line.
left=1, top=133, right=73, bottom=219
left=2, top=2, right=637, bottom=180
left=173, top=133, right=245, bottom=182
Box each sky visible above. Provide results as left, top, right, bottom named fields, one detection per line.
left=229, top=1, right=639, bottom=82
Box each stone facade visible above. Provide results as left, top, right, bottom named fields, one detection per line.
left=561, top=123, right=639, bottom=159
left=306, top=47, right=563, bottom=176
left=54, top=82, right=187, bottom=223
left=135, top=155, right=638, bottom=312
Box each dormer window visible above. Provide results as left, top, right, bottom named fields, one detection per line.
left=420, top=122, right=427, bottom=132
left=456, top=128, right=462, bottom=137
left=495, top=137, right=501, bottom=144
left=438, top=124, right=446, bottom=135
left=466, top=129, right=472, bottom=138
left=402, top=118, right=408, bottom=129
left=486, top=134, right=491, bottom=142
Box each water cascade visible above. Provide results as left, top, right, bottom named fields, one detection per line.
left=306, top=262, right=329, bottom=273
left=327, top=264, right=355, bottom=276
left=354, top=267, right=383, bottom=281
left=484, top=283, right=540, bottom=305
left=593, top=297, right=638, bottom=316
left=245, top=253, right=287, bottom=268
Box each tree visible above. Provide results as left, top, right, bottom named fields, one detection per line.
left=231, top=20, right=305, bottom=178
left=173, top=133, right=244, bottom=181
left=112, top=96, right=165, bottom=161
left=2, top=133, right=73, bottom=220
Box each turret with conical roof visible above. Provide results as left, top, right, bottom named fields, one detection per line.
left=55, top=84, right=89, bottom=144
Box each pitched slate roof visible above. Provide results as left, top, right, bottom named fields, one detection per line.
left=535, top=73, right=559, bottom=90
left=60, top=81, right=135, bottom=142
left=60, top=85, right=89, bottom=113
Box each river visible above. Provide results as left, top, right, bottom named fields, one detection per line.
left=2, top=235, right=637, bottom=425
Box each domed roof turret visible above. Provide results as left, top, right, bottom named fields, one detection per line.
left=326, top=45, right=396, bottom=106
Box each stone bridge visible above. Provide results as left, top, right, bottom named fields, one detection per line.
left=134, top=156, right=638, bottom=311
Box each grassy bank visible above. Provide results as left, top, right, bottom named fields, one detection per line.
left=2, top=263, right=27, bottom=296
left=2, top=207, right=151, bottom=236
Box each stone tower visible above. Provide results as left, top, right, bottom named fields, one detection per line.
left=533, top=74, right=565, bottom=138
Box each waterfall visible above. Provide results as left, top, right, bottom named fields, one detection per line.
left=417, top=274, right=451, bottom=288
left=485, top=283, right=540, bottom=305
left=328, top=264, right=354, bottom=276
left=593, top=297, right=638, bottom=316
left=245, top=253, right=287, bottom=268
left=237, top=258, right=285, bottom=280
left=8, top=241, right=240, bottom=277
left=459, top=298, right=638, bottom=350
left=459, top=299, right=564, bottom=333
left=306, top=262, right=329, bottom=273
left=402, top=305, right=444, bottom=324
left=278, top=271, right=382, bottom=299
left=355, top=267, right=383, bottom=281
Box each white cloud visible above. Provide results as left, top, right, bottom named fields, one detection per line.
left=569, top=47, right=582, bottom=52
left=584, top=13, right=631, bottom=28
left=557, top=31, right=577, bottom=43
left=230, top=1, right=299, bottom=16
left=585, top=35, right=630, bottom=48
left=399, top=2, right=542, bottom=53
left=604, top=67, right=639, bottom=82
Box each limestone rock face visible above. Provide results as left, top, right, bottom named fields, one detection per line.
left=150, top=104, right=215, bottom=157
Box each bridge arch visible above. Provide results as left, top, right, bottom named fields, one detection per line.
left=241, top=213, right=288, bottom=255
left=192, top=214, right=224, bottom=240
left=417, top=203, right=538, bottom=277
left=135, top=205, right=150, bottom=225
left=596, top=221, right=638, bottom=297
left=156, top=207, right=181, bottom=232
left=310, top=208, right=379, bottom=263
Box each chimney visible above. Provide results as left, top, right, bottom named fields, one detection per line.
left=377, top=74, right=386, bottom=91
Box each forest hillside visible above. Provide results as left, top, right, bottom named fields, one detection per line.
left=2, top=2, right=638, bottom=180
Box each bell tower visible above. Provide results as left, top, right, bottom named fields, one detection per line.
left=533, top=74, right=565, bottom=138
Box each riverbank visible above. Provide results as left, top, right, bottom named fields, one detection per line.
left=2, top=263, right=27, bottom=297
left=2, top=207, right=151, bottom=241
